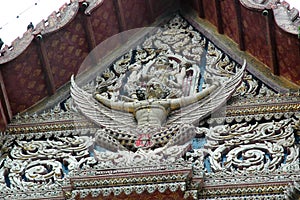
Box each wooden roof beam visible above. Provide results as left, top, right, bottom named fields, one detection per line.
left=36, top=35, right=56, bottom=95
left=264, top=9, right=279, bottom=76
left=234, top=0, right=245, bottom=51
left=0, top=70, right=12, bottom=130
left=80, top=2, right=97, bottom=51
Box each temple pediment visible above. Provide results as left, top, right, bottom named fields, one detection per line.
left=0, top=10, right=299, bottom=200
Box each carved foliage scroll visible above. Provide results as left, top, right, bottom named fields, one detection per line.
left=188, top=118, right=299, bottom=175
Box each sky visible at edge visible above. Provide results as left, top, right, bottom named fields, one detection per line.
left=0, top=0, right=69, bottom=45
left=0, top=0, right=299, bottom=46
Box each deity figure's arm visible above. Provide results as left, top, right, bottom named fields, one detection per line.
left=94, top=93, right=135, bottom=113
left=169, top=81, right=219, bottom=110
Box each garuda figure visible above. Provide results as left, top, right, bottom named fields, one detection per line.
left=71, top=52, right=245, bottom=152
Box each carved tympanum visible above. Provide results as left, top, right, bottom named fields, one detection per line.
left=71, top=50, right=245, bottom=151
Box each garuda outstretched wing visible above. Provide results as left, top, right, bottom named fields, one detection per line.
left=70, top=75, right=137, bottom=131
left=166, top=60, right=246, bottom=126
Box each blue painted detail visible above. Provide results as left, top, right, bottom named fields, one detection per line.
left=4, top=173, right=10, bottom=187
left=204, top=156, right=211, bottom=173
left=265, top=153, right=271, bottom=163
left=198, top=41, right=208, bottom=92
left=237, top=153, right=243, bottom=161
left=283, top=149, right=287, bottom=164
left=61, top=163, right=68, bottom=176
left=94, top=145, right=107, bottom=152
left=192, top=137, right=207, bottom=149
left=222, top=154, right=227, bottom=164
left=89, top=150, right=94, bottom=157
left=21, top=173, right=28, bottom=182
left=295, top=135, right=300, bottom=144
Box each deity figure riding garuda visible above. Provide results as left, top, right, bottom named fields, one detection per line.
left=71, top=50, right=246, bottom=152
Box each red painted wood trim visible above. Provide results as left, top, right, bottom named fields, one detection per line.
left=234, top=0, right=245, bottom=51
left=82, top=14, right=97, bottom=51
left=0, top=104, right=8, bottom=130
left=215, top=0, right=224, bottom=34
left=114, top=0, right=127, bottom=32
left=198, top=0, right=205, bottom=18
left=265, top=10, right=279, bottom=75
left=146, top=0, right=154, bottom=22
left=0, top=70, right=12, bottom=126
left=36, top=37, right=56, bottom=95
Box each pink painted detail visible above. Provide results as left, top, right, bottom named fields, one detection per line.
left=135, top=134, right=154, bottom=148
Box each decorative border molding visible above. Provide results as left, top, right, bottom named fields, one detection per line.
left=84, top=0, right=104, bottom=15
left=201, top=184, right=288, bottom=197
left=240, top=0, right=277, bottom=10
left=37, top=0, right=79, bottom=35
left=0, top=30, right=34, bottom=64
left=226, top=103, right=300, bottom=116
left=0, top=0, right=104, bottom=64
left=207, top=111, right=296, bottom=124
left=240, top=0, right=300, bottom=35
left=70, top=182, right=187, bottom=199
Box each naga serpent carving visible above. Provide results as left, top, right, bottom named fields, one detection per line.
left=71, top=53, right=246, bottom=152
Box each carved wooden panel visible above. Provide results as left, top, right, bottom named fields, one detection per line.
left=79, top=190, right=192, bottom=200
left=1, top=11, right=299, bottom=200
